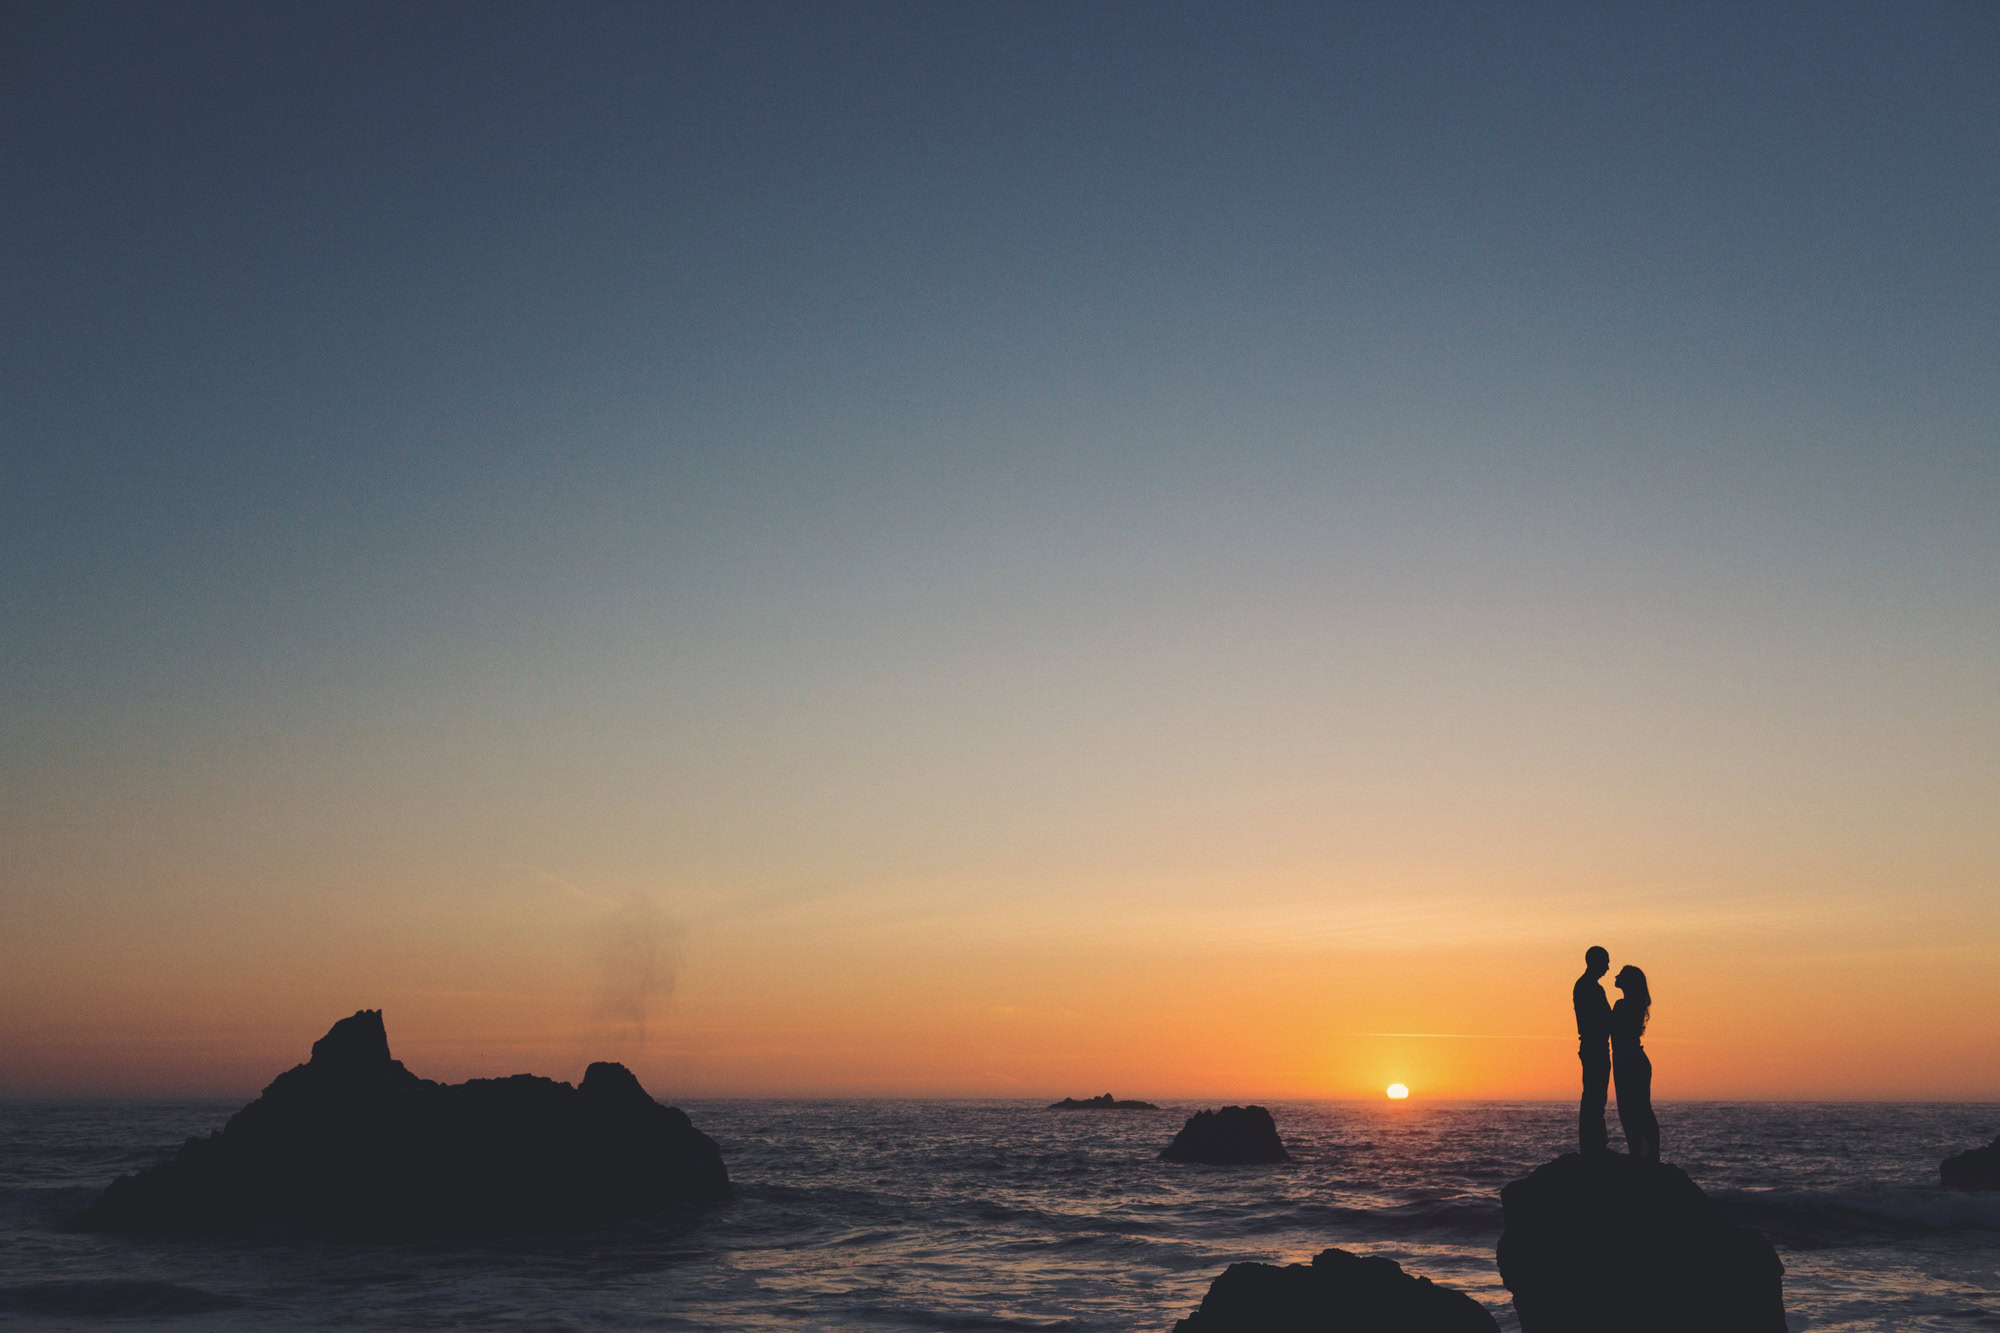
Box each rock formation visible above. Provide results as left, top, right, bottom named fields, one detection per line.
left=1172, top=1247, right=1500, bottom=1332
left=1497, top=1152, right=1785, bottom=1333
left=1941, top=1134, right=2000, bottom=1190
left=1048, top=1092, right=1160, bottom=1109
left=1160, top=1105, right=1290, bottom=1164
left=84, top=1010, right=728, bottom=1238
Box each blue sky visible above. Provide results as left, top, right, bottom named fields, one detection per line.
left=3, top=2, right=1996, bottom=1094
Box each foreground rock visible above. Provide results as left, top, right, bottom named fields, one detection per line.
left=1941, top=1134, right=2000, bottom=1189
left=1498, top=1152, right=1785, bottom=1333
left=1160, top=1105, right=1289, bottom=1164
left=1172, top=1247, right=1500, bottom=1332
left=84, top=1010, right=728, bottom=1238
left=1049, top=1092, right=1160, bottom=1110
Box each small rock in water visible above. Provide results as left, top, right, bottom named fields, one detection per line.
left=1159, top=1105, right=1289, bottom=1164
left=1172, top=1247, right=1500, bottom=1332
left=1497, top=1152, right=1785, bottom=1333
left=1047, top=1092, right=1160, bottom=1109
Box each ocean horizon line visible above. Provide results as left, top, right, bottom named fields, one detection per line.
left=7, top=1093, right=1997, bottom=1107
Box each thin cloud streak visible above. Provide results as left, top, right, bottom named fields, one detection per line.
left=1354, top=1032, right=1566, bottom=1040
left=495, top=862, right=614, bottom=909
left=1011, top=884, right=1875, bottom=956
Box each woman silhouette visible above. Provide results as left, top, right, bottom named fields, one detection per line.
left=1610, top=965, right=1660, bottom=1163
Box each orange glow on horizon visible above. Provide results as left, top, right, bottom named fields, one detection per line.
left=4, top=870, right=1998, bottom=1101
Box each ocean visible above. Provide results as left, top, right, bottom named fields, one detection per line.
left=2, top=1099, right=1996, bottom=1330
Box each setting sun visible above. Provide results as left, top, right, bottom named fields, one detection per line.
left=1386, top=1084, right=1410, bottom=1100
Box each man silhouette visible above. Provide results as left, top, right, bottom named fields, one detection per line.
left=1574, top=945, right=1612, bottom=1153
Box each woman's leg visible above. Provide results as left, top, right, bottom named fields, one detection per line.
left=1637, top=1055, right=1659, bottom=1162
left=1614, top=1059, right=1641, bottom=1155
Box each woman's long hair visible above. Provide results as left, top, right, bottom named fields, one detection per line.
left=1614, top=965, right=1651, bottom=1034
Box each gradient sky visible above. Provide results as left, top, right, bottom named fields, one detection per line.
left=3, top=2, right=1996, bottom=1099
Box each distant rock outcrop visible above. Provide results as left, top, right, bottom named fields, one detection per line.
left=1048, top=1093, right=1160, bottom=1110
left=1172, top=1247, right=1500, bottom=1332
left=83, top=1010, right=728, bottom=1238
left=1497, top=1152, right=1785, bottom=1333
left=1160, top=1105, right=1289, bottom=1164
left=1941, top=1135, right=2000, bottom=1190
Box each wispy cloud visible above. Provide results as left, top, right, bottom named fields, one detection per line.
left=1350, top=1030, right=1717, bottom=1046
left=1044, top=882, right=1875, bottom=955
left=1352, top=1032, right=1565, bottom=1040
left=495, top=861, right=614, bottom=909
left=701, top=877, right=862, bottom=922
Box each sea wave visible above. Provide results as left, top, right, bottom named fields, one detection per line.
left=0, top=1184, right=100, bottom=1229
left=1181, top=1195, right=1504, bottom=1241
left=1715, top=1188, right=2000, bottom=1247
left=0, top=1280, right=241, bottom=1317
left=845, top=1303, right=1082, bottom=1331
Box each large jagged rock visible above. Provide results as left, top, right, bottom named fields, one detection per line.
left=1049, top=1092, right=1160, bottom=1110
left=84, top=1010, right=728, bottom=1238
left=1160, top=1105, right=1290, bottom=1164
left=1497, top=1152, right=1785, bottom=1333
left=1941, top=1134, right=2000, bottom=1190
left=1172, top=1247, right=1500, bottom=1332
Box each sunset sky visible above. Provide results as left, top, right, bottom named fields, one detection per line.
left=4, top=2, right=1996, bottom=1099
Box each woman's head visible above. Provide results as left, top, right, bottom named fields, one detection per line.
left=1614, top=966, right=1651, bottom=1028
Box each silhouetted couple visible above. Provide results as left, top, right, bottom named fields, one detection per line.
left=1574, top=945, right=1658, bottom=1162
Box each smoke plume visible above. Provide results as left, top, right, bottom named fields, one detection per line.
left=593, top=894, right=683, bottom=1041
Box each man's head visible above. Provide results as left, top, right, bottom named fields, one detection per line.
left=1584, top=945, right=1609, bottom=978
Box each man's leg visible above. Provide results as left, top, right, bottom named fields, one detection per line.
left=1579, top=1045, right=1610, bottom=1153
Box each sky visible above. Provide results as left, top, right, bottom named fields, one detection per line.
left=2, top=1, right=1996, bottom=1099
